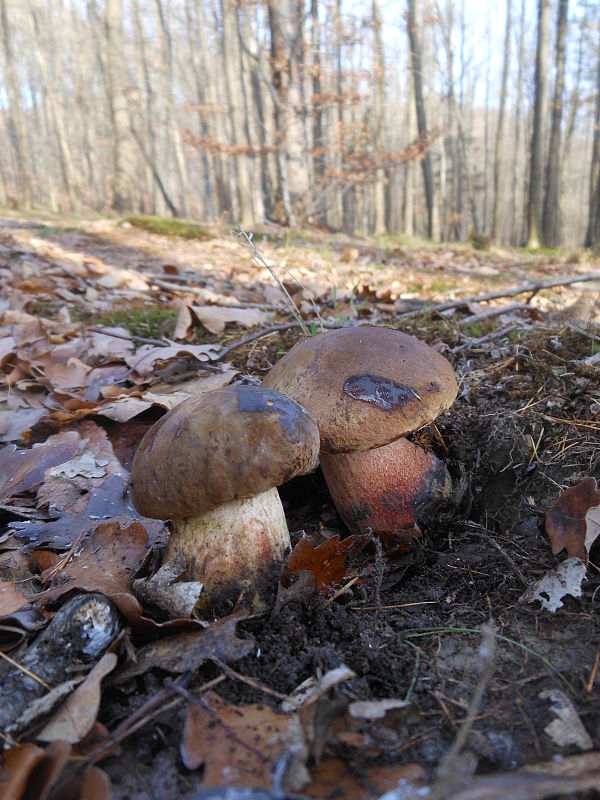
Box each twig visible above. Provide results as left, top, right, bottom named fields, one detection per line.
left=0, top=651, right=51, bottom=689
left=87, top=326, right=168, bottom=347
left=463, top=522, right=529, bottom=587
left=437, top=622, right=496, bottom=775
left=84, top=673, right=224, bottom=765
left=215, top=320, right=348, bottom=361
left=211, top=659, right=287, bottom=700
left=397, top=271, right=600, bottom=319
left=459, top=302, right=530, bottom=325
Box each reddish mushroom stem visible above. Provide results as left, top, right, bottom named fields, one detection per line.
left=320, top=437, right=452, bottom=537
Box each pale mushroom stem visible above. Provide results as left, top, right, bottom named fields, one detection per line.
left=165, top=487, right=291, bottom=593
left=320, top=437, right=452, bottom=536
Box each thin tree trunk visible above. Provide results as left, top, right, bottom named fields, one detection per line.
left=310, top=0, right=323, bottom=191
left=221, top=0, right=257, bottom=227
left=510, top=0, right=526, bottom=245
left=403, top=59, right=416, bottom=236
left=372, top=0, right=386, bottom=234
left=526, top=0, right=551, bottom=248
left=585, top=23, right=600, bottom=248
left=542, top=0, right=569, bottom=246
left=491, top=0, right=512, bottom=242
left=482, top=10, right=491, bottom=233
left=269, top=0, right=310, bottom=225
left=105, top=0, right=136, bottom=212
left=28, top=1, right=80, bottom=210
left=407, top=0, right=439, bottom=240
left=1, top=0, right=34, bottom=206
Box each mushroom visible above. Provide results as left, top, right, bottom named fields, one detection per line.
left=262, top=326, right=458, bottom=537
left=130, top=385, right=320, bottom=604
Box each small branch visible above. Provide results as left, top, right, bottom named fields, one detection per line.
left=397, top=272, right=600, bottom=320
left=459, top=302, right=530, bottom=325
left=215, top=320, right=350, bottom=362
left=463, top=522, right=529, bottom=587
left=437, top=622, right=496, bottom=777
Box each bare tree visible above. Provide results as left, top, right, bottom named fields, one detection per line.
left=542, top=0, right=569, bottom=246
left=407, top=0, right=439, bottom=240
left=269, top=0, right=310, bottom=225
left=221, top=0, right=259, bottom=227
left=585, top=22, right=600, bottom=248
left=372, top=0, right=386, bottom=234
left=1, top=0, right=33, bottom=206
left=491, top=0, right=511, bottom=242
left=105, top=0, right=136, bottom=212
left=526, top=0, right=551, bottom=248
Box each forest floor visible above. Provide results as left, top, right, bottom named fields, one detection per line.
left=1, top=209, right=600, bottom=800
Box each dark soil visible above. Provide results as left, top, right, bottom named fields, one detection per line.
left=99, top=322, right=600, bottom=800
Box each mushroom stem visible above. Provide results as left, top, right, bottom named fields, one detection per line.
left=164, top=487, right=290, bottom=595
left=320, top=437, right=452, bottom=537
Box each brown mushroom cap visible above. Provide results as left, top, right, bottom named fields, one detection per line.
left=130, top=385, right=320, bottom=519
left=262, top=326, right=458, bottom=454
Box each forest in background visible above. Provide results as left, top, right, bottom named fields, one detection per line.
left=0, top=0, right=599, bottom=248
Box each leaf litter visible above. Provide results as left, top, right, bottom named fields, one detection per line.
left=1, top=214, right=600, bottom=798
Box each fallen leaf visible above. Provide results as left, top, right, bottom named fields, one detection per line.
left=78, top=767, right=112, bottom=800
left=539, top=689, right=593, bottom=751
left=519, top=557, right=586, bottom=612
left=20, top=740, right=71, bottom=800
left=132, top=553, right=204, bottom=618
left=113, top=612, right=254, bottom=682
left=0, top=581, right=30, bottom=617
left=190, top=304, right=267, bottom=334
left=38, top=653, right=118, bottom=743
left=545, top=477, right=600, bottom=564
left=281, top=535, right=367, bottom=595
left=38, top=519, right=150, bottom=606
left=0, top=432, right=79, bottom=500
left=0, top=743, right=47, bottom=800
left=11, top=474, right=163, bottom=553
left=180, top=692, right=309, bottom=792
left=126, top=343, right=220, bottom=377
left=302, top=759, right=427, bottom=800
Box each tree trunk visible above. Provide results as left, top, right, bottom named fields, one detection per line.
left=1, top=0, right=34, bottom=206
left=491, top=0, right=512, bottom=242
left=403, top=60, right=416, bottom=236
left=542, top=0, right=569, bottom=247
left=510, top=0, right=526, bottom=245
left=372, top=0, right=386, bottom=234
left=526, top=0, right=551, bottom=248
left=221, top=0, right=258, bottom=227
left=269, top=0, right=310, bottom=225
left=407, top=0, right=438, bottom=240
left=585, top=24, right=600, bottom=248
left=105, top=0, right=136, bottom=212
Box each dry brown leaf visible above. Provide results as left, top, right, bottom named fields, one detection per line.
left=180, top=692, right=309, bottom=791
left=113, top=612, right=254, bottom=681
left=545, top=477, right=600, bottom=564
left=125, top=343, right=220, bottom=377
left=0, top=743, right=47, bottom=800
left=281, top=535, right=367, bottom=595
left=190, top=304, right=267, bottom=334
left=0, top=581, right=30, bottom=617
left=0, top=432, right=79, bottom=500
left=20, top=740, right=71, bottom=800
left=38, top=653, right=118, bottom=743
left=78, top=767, right=112, bottom=800
left=39, top=518, right=150, bottom=606
left=301, top=759, right=427, bottom=800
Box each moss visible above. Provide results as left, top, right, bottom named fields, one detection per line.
left=94, top=306, right=179, bottom=339
left=125, top=215, right=214, bottom=241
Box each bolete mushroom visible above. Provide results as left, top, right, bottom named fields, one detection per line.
left=130, top=385, right=320, bottom=604
left=262, top=326, right=458, bottom=538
